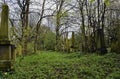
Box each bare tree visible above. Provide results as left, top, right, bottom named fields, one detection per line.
left=34, top=0, right=46, bottom=53
left=17, top=0, right=30, bottom=55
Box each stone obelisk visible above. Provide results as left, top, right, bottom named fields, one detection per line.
left=0, top=4, right=15, bottom=71
left=0, top=4, right=9, bottom=41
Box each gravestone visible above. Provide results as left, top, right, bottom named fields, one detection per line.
left=0, top=4, right=15, bottom=71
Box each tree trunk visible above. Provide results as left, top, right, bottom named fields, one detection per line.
left=55, top=0, right=64, bottom=51
left=80, top=8, right=87, bottom=52
left=96, top=2, right=107, bottom=54
left=34, top=0, right=46, bottom=53
left=24, top=0, right=30, bottom=55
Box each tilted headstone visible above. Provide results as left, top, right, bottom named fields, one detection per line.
left=0, top=4, right=15, bottom=71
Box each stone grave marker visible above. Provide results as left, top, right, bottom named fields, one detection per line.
left=0, top=4, right=15, bottom=71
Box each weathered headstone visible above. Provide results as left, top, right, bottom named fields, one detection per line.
left=0, top=4, right=15, bottom=71
left=96, top=29, right=107, bottom=54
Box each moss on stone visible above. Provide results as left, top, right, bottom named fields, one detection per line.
left=0, top=4, right=13, bottom=71
left=0, top=4, right=9, bottom=40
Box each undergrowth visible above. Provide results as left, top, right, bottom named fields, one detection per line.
left=1, top=51, right=120, bottom=79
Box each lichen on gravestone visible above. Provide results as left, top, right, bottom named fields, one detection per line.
left=0, top=4, right=9, bottom=41
left=0, top=4, right=14, bottom=71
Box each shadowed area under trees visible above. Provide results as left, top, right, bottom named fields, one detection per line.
left=0, top=0, right=120, bottom=78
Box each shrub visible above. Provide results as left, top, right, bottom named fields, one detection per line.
left=111, top=42, right=120, bottom=53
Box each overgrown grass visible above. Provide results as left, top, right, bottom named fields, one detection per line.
left=1, top=51, right=120, bottom=79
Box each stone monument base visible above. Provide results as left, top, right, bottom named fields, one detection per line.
left=0, top=41, right=15, bottom=71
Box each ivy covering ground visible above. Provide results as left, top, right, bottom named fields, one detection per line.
left=1, top=51, right=120, bottom=79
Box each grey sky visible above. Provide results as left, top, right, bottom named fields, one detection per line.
left=0, top=0, right=80, bottom=38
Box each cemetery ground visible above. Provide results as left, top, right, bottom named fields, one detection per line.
left=0, top=51, right=120, bottom=79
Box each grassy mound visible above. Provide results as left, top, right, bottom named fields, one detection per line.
left=1, top=51, right=120, bottom=79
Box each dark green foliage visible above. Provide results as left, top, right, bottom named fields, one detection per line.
left=44, top=31, right=56, bottom=50
left=37, top=26, right=56, bottom=50
left=111, top=42, right=120, bottom=53
left=110, top=25, right=120, bottom=54
left=2, top=51, right=120, bottom=79
left=74, top=33, right=81, bottom=51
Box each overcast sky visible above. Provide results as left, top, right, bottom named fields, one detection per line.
left=0, top=0, right=80, bottom=38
